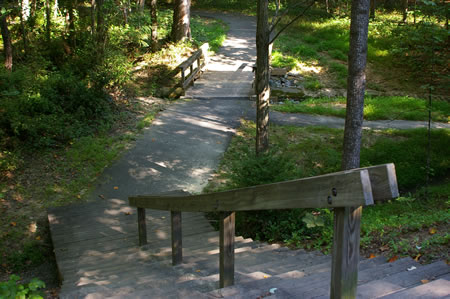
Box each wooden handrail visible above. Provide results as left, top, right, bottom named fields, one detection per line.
left=177, top=43, right=209, bottom=90
left=129, top=163, right=398, bottom=296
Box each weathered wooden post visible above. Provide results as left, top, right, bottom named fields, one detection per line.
left=330, top=206, right=362, bottom=298
left=171, top=211, right=182, bottom=265
left=137, top=207, right=147, bottom=246
left=220, top=211, right=235, bottom=288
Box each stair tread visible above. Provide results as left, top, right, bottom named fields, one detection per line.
left=379, top=273, right=450, bottom=299
left=205, top=257, right=417, bottom=298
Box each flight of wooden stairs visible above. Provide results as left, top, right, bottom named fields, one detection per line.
left=49, top=199, right=450, bottom=298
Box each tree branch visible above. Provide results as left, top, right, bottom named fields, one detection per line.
left=269, top=0, right=311, bottom=34
left=269, top=0, right=316, bottom=44
left=270, top=0, right=281, bottom=28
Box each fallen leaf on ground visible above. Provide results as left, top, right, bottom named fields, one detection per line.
left=414, top=254, right=422, bottom=261
left=10, top=222, right=16, bottom=227
left=125, top=212, right=131, bottom=215
left=388, top=256, right=398, bottom=263
left=429, top=227, right=437, bottom=235
left=263, top=275, right=269, bottom=278
left=421, top=279, right=429, bottom=284
left=99, top=195, right=106, bottom=199
left=77, top=195, right=81, bottom=199
left=35, top=236, right=41, bottom=240
left=196, top=270, right=201, bottom=272
left=114, top=186, right=119, bottom=190
left=369, top=253, right=376, bottom=259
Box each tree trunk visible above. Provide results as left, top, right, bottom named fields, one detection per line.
left=255, top=0, right=270, bottom=154
left=0, top=9, right=13, bottom=71
left=91, top=0, right=96, bottom=35
left=96, top=0, right=106, bottom=58
left=370, top=0, right=375, bottom=20
left=402, top=0, right=408, bottom=23
left=20, top=0, right=29, bottom=56
left=330, top=0, right=370, bottom=297
left=68, top=1, right=76, bottom=49
left=151, top=0, right=158, bottom=51
left=138, top=0, right=145, bottom=11
left=171, top=0, right=191, bottom=42
left=46, top=0, right=51, bottom=42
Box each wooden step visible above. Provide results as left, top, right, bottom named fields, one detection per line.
left=356, top=261, right=450, bottom=298
left=204, top=257, right=417, bottom=298
left=379, top=273, right=450, bottom=299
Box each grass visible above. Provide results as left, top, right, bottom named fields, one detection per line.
left=272, top=96, right=450, bottom=122
left=0, top=12, right=228, bottom=277
left=271, top=12, right=448, bottom=95
left=205, top=121, right=450, bottom=260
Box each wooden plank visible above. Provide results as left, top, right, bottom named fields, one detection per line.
left=378, top=273, right=450, bottom=299
left=129, top=168, right=375, bottom=211
left=182, top=66, right=201, bottom=89
left=178, top=49, right=203, bottom=71
left=171, top=211, right=182, bottom=265
left=363, top=163, right=398, bottom=201
left=330, top=206, right=362, bottom=299
left=137, top=208, right=147, bottom=246
left=220, top=212, right=235, bottom=288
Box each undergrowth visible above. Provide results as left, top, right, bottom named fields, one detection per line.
left=205, top=121, right=450, bottom=260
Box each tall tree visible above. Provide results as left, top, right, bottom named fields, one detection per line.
left=255, top=0, right=270, bottom=154
left=91, top=0, right=96, bottom=35
left=138, top=0, right=145, bottom=11
left=370, top=0, right=375, bottom=19
left=402, top=0, right=408, bottom=23
left=0, top=0, right=13, bottom=71
left=171, top=0, right=191, bottom=42
left=254, top=0, right=316, bottom=154
left=330, top=0, right=370, bottom=297
left=20, top=0, right=29, bottom=56
left=46, top=0, right=51, bottom=42
left=150, top=0, right=157, bottom=51
left=96, top=0, right=106, bottom=58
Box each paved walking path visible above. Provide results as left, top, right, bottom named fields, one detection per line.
left=48, top=11, right=449, bottom=298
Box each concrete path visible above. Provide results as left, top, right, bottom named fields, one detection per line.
left=186, top=11, right=256, bottom=98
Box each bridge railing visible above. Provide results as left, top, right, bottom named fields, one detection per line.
left=129, top=163, right=398, bottom=298
left=177, top=43, right=209, bottom=90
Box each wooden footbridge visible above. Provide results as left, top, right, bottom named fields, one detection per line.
left=48, top=163, right=450, bottom=298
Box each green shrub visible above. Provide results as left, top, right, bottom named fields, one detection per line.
left=0, top=275, right=45, bottom=299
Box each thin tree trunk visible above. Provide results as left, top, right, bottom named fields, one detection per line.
left=96, top=0, right=106, bottom=59
left=370, top=0, right=375, bottom=20
left=255, top=0, right=270, bottom=154
left=331, top=0, right=370, bottom=297
left=138, top=0, right=145, bottom=11
left=68, top=1, right=76, bottom=49
left=20, top=0, right=29, bottom=56
left=0, top=10, right=12, bottom=71
left=91, top=0, right=96, bottom=35
left=46, top=0, right=51, bottom=42
left=30, top=0, right=36, bottom=19
left=402, top=0, right=408, bottom=23
left=151, top=0, right=157, bottom=51
left=171, top=0, right=191, bottom=42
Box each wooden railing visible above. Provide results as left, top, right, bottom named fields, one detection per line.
left=129, top=163, right=398, bottom=297
left=177, top=43, right=209, bottom=90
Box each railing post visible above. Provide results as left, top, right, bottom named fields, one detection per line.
left=330, top=206, right=362, bottom=299
left=171, top=211, right=182, bottom=265
left=220, top=211, right=235, bottom=288
left=137, top=207, right=147, bottom=246
left=181, top=70, right=185, bottom=87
